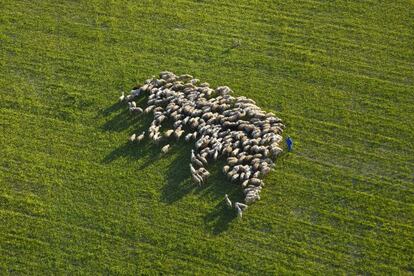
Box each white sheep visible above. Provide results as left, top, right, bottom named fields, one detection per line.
left=189, top=164, right=196, bottom=175
left=164, top=129, right=174, bottom=138
left=192, top=173, right=202, bottom=185
left=235, top=202, right=248, bottom=211
left=235, top=204, right=243, bottom=218
left=136, top=132, right=145, bottom=142
left=119, top=91, right=125, bottom=102
left=174, top=129, right=184, bottom=140
left=224, top=194, right=232, bottom=208
left=161, top=144, right=170, bottom=154
left=234, top=202, right=247, bottom=219
left=119, top=71, right=287, bottom=218
left=185, top=133, right=193, bottom=142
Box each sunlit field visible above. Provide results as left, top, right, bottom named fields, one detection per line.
left=0, top=0, right=413, bottom=274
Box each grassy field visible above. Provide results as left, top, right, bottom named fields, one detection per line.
left=1, top=0, right=413, bottom=274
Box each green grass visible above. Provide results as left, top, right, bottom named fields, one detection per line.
left=1, top=0, right=413, bottom=274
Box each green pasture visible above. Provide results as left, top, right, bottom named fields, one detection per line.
left=0, top=0, right=413, bottom=274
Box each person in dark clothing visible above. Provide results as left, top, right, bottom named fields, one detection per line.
left=286, top=136, right=293, bottom=151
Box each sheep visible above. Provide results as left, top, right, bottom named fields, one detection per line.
left=174, top=129, right=185, bottom=140
left=161, top=144, right=170, bottom=154
left=192, top=158, right=204, bottom=168
left=130, top=107, right=143, bottom=114
left=164, top=129, right=174, bottom=138
left=136, top=132, right=145, bottom=142
left=227, top=170, right=236, bottom=180
left=223, top=165, right=230, bottom=174
left=261, top=166, right=271, bottom=176
left=235, top=204, right=243, bottom=218
left=155, top=115, right=166, bottom=124
left=185, top=133, right=193, bottom=142
left=270, top=145, right=283, bottom=157
left=189, top=164, right=197, bottom=175
left=213, top=150, right=219, bottom=160
left=249, top=178, right=263, bottom=186
left=173, top=120, right=182, bottom=129
left=198, top=167, right=210, bottom=180
left=130, top=89, right=141, bottom=97
left=224, top=194, right=232, bottom=208
left=192, top=173, right=202, bottom=185
left=245, top=194, right=260, bottom=204
left=235, top=202, right=248, bottom=211
left=197, top=154, right=208, bottom=166
left=153, top=133, right=162, bottom=144
left=144, top=105, right=155, bottom=114
left=119, top=71, right=286, bottom=217
left=227, top=157, right=239, bottom=166
left=119, top=91, right=125, bottom=102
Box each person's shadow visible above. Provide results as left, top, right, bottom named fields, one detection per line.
left=100, top=100, right=240, bottom=234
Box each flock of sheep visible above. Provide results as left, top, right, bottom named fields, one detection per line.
left=119, top=71, right=285, bottom=218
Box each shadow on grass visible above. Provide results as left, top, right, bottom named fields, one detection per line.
left=101, top=102, right=243, bottom=234
left=204, top=201, right=237, bottom=234
left=198, top=162, right=243, bottom=234
left=102, top=110, right=141, bottom=132
left=160, top=141, right=195, bottom=203
left=101, top=101, right=124, bottom=117
left=162, top=152, right=243, bottom=234
left=101, top=95, right=150, bottom=133
left=102, top=137, right=160, bottom=165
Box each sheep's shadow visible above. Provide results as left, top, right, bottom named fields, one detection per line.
left=100, top=101, right=124, bottom=117
left=101, top=103, right=240, bottom=234
left=101, top=109, right=140, bottom=133
left=102, top=136, right=160, bottom=165
left=162, top=151, right=243, bottom=234
left=160, top=141, right=195, bottom=203
left=204, top=201, right=237, bottom=234
left=196, top=162, right=244, bottom=234
left=101, top=105, right=160, bottom=166
left=101, top=95, right=150, bottom=133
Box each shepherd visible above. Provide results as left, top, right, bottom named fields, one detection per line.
left=286, top=136, right=293, bottom=152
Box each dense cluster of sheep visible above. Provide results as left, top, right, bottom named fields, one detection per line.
left=119, top=71, right=284, bottom=217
